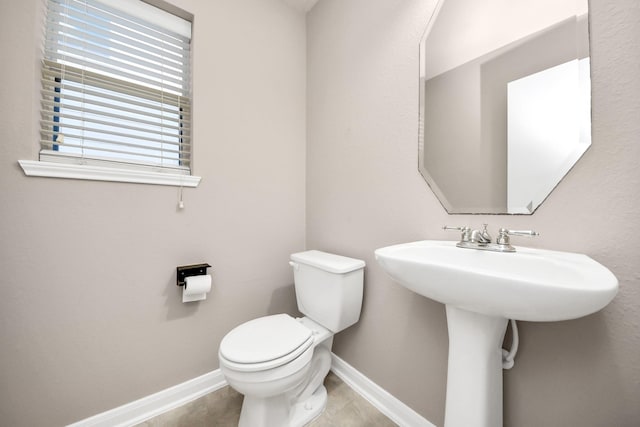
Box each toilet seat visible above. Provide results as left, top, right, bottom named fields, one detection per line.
left=219, top=314, right=314, bottom=372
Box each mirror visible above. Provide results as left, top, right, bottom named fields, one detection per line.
left=419, top=0, right=591, bottom=214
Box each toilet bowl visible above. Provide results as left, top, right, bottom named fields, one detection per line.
left=218, top=250, right=365, bottom=427
left=219, top=315, right=333, bottom=427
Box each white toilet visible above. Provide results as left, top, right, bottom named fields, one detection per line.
left=218, top=250, right=365, bottom=427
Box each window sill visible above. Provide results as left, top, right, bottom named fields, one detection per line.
left=18, top=160, right=201, bottom=187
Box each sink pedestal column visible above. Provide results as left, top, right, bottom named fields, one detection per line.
left=444, top=305, right=508, bottom=427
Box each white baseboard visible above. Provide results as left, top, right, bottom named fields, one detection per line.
left=66, top=370, right=227, bottom=427
left=68, top=354, right=435, bottom=427
left=330, top=353, right=436, bottom=427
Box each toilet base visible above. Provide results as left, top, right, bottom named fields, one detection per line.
left=290, top=385, right=328, bottom=427
left=238, top=385, right=328, bottom=427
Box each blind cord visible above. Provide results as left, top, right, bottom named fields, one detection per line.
left=178, top=177, right=184, bottom=209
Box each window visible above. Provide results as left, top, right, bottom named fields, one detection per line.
left=21, top=0, right=199, bottom=187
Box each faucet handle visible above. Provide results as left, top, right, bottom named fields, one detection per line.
left=499, top=228, right=539, bottom=237
left=496, top=228, right=539, bottom=247
left=443, top=225, right=466, bottom=231
left=443, top=225, right=471, bottom=242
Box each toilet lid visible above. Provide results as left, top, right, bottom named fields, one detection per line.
left=219, top=314, right=312, bottom=366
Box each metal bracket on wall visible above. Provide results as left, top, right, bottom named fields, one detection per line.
left=176, top=263, right=211, bottom=287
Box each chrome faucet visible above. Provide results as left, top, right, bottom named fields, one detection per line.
left=471, top=224, right=492, bottom=244
left=444, top=224, right=539, bottom=252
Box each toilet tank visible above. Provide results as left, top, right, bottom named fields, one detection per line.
left=290, top=250, right=365, bottom=333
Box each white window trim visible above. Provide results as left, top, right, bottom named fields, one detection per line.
left=18, top=159, right=201, bottom=187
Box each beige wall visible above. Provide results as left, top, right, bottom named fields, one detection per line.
left=0, top=0, right=306, bottom=425
left=307, top=0, right=640, bottom=426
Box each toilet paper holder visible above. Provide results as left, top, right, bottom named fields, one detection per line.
left=176, top=263, right=212, bottom=287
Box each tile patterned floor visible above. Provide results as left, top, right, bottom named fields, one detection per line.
left=135, top=372, right=397, bottom=427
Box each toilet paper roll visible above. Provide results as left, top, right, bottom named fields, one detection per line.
left=183, top=275, right=212, bottom=302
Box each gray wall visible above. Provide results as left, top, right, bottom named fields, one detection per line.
left=307, top=0, right=640, bottom=426
left=0, top=0, right=306, bottom=425
left=2, top=0, right=639, bottom=426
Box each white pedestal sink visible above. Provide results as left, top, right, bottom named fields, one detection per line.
left=375, top=240, right=618, bottom=427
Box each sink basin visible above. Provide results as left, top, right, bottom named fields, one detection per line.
left=374, top=240, right=618, bottom=322
left=375, top=240, right=618, bottom=427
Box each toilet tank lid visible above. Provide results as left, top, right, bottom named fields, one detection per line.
left=290, top=250, right=365, bottom=274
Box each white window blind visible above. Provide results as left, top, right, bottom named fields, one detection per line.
left=41, top=0, right=193, bottom=174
